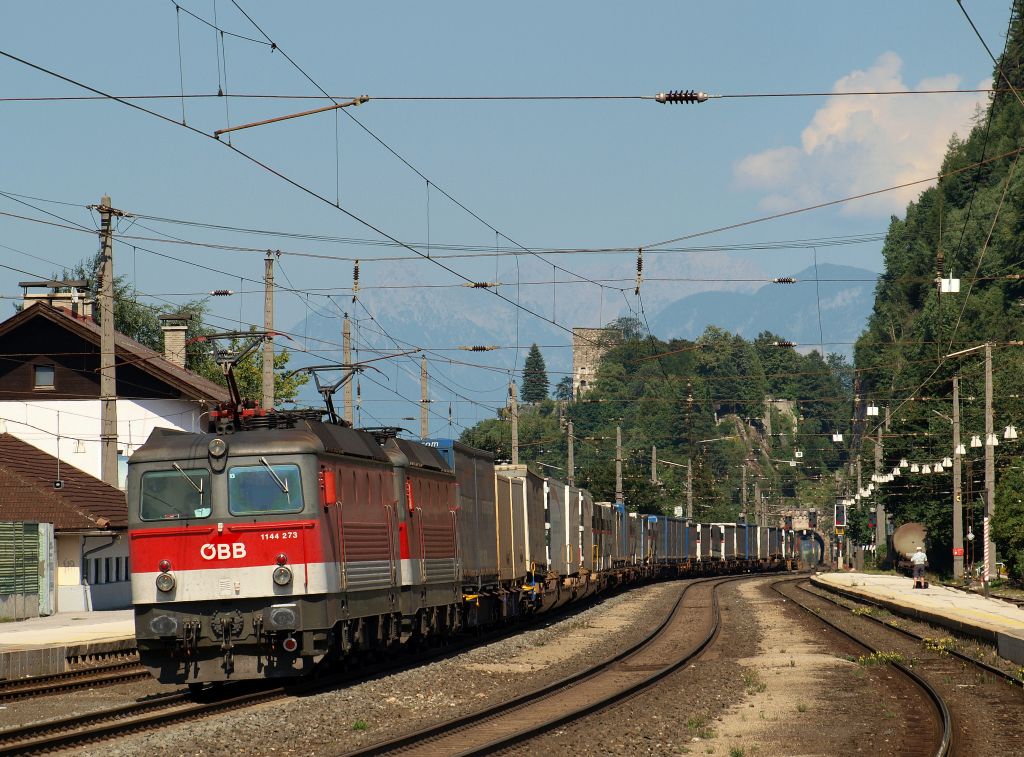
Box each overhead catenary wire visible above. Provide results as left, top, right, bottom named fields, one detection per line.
left=0, top=87, right=1006, bottom=104
left=0, top=48, right=602, bottom=355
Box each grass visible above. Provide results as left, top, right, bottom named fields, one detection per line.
left=922, top=636, right=955, bottom=656
left=857, top=650, right=906, bottom=667
left=351, top=719, right=369, bottom=731
left=796, top=702, right=808, bottom=713
left=742, top=670, right=767, bottom=695
left=685, top=715, right=716, bottom=739
left=730, top=748, right=745, bottom=757
left=851, top=606, right=876, bottom=617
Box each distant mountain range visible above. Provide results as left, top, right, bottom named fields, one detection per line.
left=649, top=263, right=876, bottom=357
left=288, top=262, right=877, bottom=426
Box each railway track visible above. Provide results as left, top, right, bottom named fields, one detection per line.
left=0, top=574, right=699, bottom=754
left=802, top=579, right=1023, bottom=687
left=343, top=573, right=753, bottom=757
left=0, top=661, right=149, bottom=702
left=772, top=577, right=951, bottom=757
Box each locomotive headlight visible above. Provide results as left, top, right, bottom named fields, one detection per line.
left=208, top=437, right=228, bottom=458
left=156, top=572, right=176, bottom=592
left=272, top=565, right=293, bottom=586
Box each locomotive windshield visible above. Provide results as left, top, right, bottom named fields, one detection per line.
left=140, top=468, right=211, bottom=520
left=228, top=463, right=304, bottom=515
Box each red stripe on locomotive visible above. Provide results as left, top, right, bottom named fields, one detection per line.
left=130, top=520, right=322, bottom=571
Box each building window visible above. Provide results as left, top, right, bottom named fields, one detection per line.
left=34, top=364, right=55, bottom=390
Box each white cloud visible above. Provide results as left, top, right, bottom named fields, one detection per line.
left=734, top=53, right=989, bottom=217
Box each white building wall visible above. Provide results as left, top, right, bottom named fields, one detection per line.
left=55, top=533, right=131, bottom=612
left=0, top=399, right=205, bottom=487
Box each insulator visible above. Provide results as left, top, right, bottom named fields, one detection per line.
left=772, top=277, right=796, bottom=284
left=464, top=282, right=498, bottom=288
left=353, top=260, right=360, bottom=294
left=655, top=90, right=709, bottom=104
left=772, top=340, right=796, bottom=348
left=635, top=248, right=643, bottom=295
left=210, top=289, right=234, bottom=296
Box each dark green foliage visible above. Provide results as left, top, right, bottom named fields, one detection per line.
left=853, top=5, right=1024, bottom=574
left=993, top=467, right=1024, bottom=579
left=845, top=504, right=871, bottom=546
left=521, top=344, right=549, bottom=403
left=553, top=376, right=574, bottom=401
left=460, top=320, right=852, bottom=518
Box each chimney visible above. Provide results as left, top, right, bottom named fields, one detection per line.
left=19, top=280, right=93, bottom=319
left=158, top=313, right=191, bottom=369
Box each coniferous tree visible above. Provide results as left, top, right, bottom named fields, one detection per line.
left=521, top=344, right=549, bottom=403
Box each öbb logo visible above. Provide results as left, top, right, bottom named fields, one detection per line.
left=200, top=543, right=247, bottom=561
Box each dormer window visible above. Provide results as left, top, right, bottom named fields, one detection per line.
left=34, top=364, right=55, bottom=390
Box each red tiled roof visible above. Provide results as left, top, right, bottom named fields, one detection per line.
left=0, top=434, right=126, bottom=529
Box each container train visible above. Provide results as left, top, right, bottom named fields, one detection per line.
left=128, top=421, right=795, bottom=686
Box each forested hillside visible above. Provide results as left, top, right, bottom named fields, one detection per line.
left=461, top=319, right=853, bottom=523
left=854, top=3, right=1024, bottom=576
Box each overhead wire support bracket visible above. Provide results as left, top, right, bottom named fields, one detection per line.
left=214, top=95, right=370, bottom=137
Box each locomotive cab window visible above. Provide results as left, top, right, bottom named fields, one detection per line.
left=228, top=461, right=304, bottom=515
left=140, top=468, right=211, bottom=520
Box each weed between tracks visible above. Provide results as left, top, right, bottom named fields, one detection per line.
left=922, top=636, right=955, bottom=656
left=857, top=651, right=906, bottom=667
left=685, top=715, right=716, bottom=739
left=742, top=670, right=767, bottom=694
left=351, top=719, right=368, bottom=731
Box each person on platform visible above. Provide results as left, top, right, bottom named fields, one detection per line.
left=911, top=545, right=928, bottom=589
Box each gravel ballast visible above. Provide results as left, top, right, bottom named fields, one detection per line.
left=73, top=580, right=683, bottom=757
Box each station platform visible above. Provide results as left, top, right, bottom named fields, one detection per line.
left=0, top=609, right=135, bottom=679
left=812, top=572, right=1024, bottom=666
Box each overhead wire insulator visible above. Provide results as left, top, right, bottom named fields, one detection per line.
left=463, top=282, right=499, bottom=288
left=209, top=289, right=234, bottom=296
left=655, top=90, right=709, bottom=104
left=634, top=248, right=644, bottom=295
left=459, top=345, right=500, bottom=351
left=772, top=277, right=797, bottom=284
left=352, top=259, right=360, bottom=296
left=772, top=340, right=796, bottom=348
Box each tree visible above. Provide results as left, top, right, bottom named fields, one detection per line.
left=554, top=375, right=574, bottom=401
left=993, top=466, right=1024, bottom=580
left=521, top=343, right=549, bottom=403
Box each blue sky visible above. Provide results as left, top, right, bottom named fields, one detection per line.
left=0, top=2, right=1012, bottom=431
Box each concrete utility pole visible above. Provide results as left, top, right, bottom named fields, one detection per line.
left=953, top=375, right=964, bottom=580
left=97, top=196, right=118, bottom=488
left=262, top=252, right=274, bottom=409
left=874, top=423, right=886, bottom=548
left=420, top=355, right=429, bottom=439
left=754, top=479, right=762, bottom=526
left=509, top=381, right=519, bottom=465
left=985, top=343, right=995, bottom=581
left=342, top=314, right=353, bottom=424
left=567, top=420, right=575, bottom=487
left=615, top=426, right=623, bottom=503
left=650, top=445, right=657, bottom=484
left=686, top=458, right=693, bottom=521
left=741, top=462, right=747, bottom=516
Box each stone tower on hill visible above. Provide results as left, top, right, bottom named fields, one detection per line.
left=571, top=327, right=622, bottom=397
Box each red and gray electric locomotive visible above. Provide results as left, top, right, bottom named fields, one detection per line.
left=128, top=420, right=460, bottom=684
